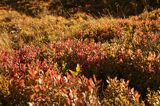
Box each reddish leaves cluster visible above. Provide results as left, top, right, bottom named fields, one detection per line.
left=0, top=50, right=100, bottom=105
left=49, top=39, right=106, bottom=72
left=0, top=34, right=159, bottom=105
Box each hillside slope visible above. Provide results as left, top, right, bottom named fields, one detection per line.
left=0, top=5, right=160, bottom=106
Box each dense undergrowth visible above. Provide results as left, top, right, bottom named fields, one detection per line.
left=0, top=0, right=159, bottom=17
left=0, top=2, right=160, bottom=106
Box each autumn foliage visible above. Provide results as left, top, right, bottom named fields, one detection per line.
left=0, top=2, right=160, bottom=106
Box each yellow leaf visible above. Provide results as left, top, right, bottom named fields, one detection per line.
left=69, top=70, right=78, bottom=76
left=76, top=64, right=81, bottom=73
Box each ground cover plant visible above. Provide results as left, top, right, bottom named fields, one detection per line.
left=0, top=1, right=160, bottom=106
left=0, top=0, right=159, bottom=17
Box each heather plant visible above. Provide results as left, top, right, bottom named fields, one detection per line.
left=130, top=8, right=160, bottom=20
left=1, top=35, right=159, bottom=87
left=0, top=53, right=100, bottom=105
left=146, top=89, right=160, bottom=106
left=47, top=39, right=107, bottom=77
left=0, top=2, right=160, bottom=105
left=0, top=45, right=160, bottom=105
left=0, top=75, right=10, bottom=104
left=0, top=0, right=51, bottom=17
left=1, top=0, right=159, bottom=17
left=101, top=77, right=143, bottom=106
left=0, top=9, right=159, bottom=49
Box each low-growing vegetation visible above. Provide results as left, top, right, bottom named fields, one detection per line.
left=0, top=1, right=160, bottom=105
